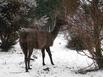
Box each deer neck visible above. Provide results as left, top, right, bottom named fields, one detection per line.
left=51, top=24, right=61, bottom=38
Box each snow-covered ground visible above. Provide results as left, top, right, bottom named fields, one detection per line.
left=0, top=34, right=103, bottom=77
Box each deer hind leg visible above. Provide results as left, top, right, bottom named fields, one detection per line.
left=46, top=47, right=54, bottom=65
left=21, top=47, right=28, bottom=72
left=41, top=49, right=46, bottom=65
left=28, top=48, right=33, bottom=69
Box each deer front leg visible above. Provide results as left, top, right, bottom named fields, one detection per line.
left=46, top=47, right=54, bottom=65
left=41, top=49, right=46, bottom=65
left=20, top=43, right=29, bottom=72
left=25, top=57, right=28, bottom=72
left=23, top=50, right=28, bottom=72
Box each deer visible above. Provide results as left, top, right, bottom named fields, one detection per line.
left=19, top=17, right=68, bottom=72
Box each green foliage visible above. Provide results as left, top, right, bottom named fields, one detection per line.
left=0, top=0, right=21, bottom=32
left=18, top=0, right=37, bottom=27
left=35, top=0, right=63, bottom=31
left=0, top=32, right=18, bottom=51
left=67, top=36, right=86, bottom=51
left=0, top=0, right=21, bottom=51
left=35, top=0, right=62, bottom=17
left=0, top=0, right=37, bottom=51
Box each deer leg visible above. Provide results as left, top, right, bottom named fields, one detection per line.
left=46, top=47, right=54, bottom=65
left=22, top=48, right=28, bottom=72
left=20, top=43, right=28, bottom=72
left=28, top=48, right=33, bottom=69
left=41, top=49, right=46, bottom=65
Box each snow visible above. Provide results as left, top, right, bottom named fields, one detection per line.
left=0, top=34, right=103, bottom=77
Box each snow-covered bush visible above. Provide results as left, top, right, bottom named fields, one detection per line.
left=0, top=0, right=37, bottom=51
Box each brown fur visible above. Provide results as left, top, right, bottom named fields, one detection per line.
left=19, top=17, right=67, bottom=72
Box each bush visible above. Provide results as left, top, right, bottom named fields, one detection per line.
left=67, top=36, right=86, bottom=51
left=0, top=32, right=18, bottom=51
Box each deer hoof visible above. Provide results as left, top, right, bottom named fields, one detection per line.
left=52, top=63, right=54, bottom=65
left=43, top=63, right=46, bottom=66
left=28, top=67, right=32, bottom=70
left=26, top=70, right=29, bottom=72
left=30, top=58, right=34, bottom=61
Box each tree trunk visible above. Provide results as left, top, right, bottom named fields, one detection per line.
left=96, top=58, right=103, bottom=69
left=95, top=45, right=103, bottom=69
left=94, top=26, right=103, bottom=69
